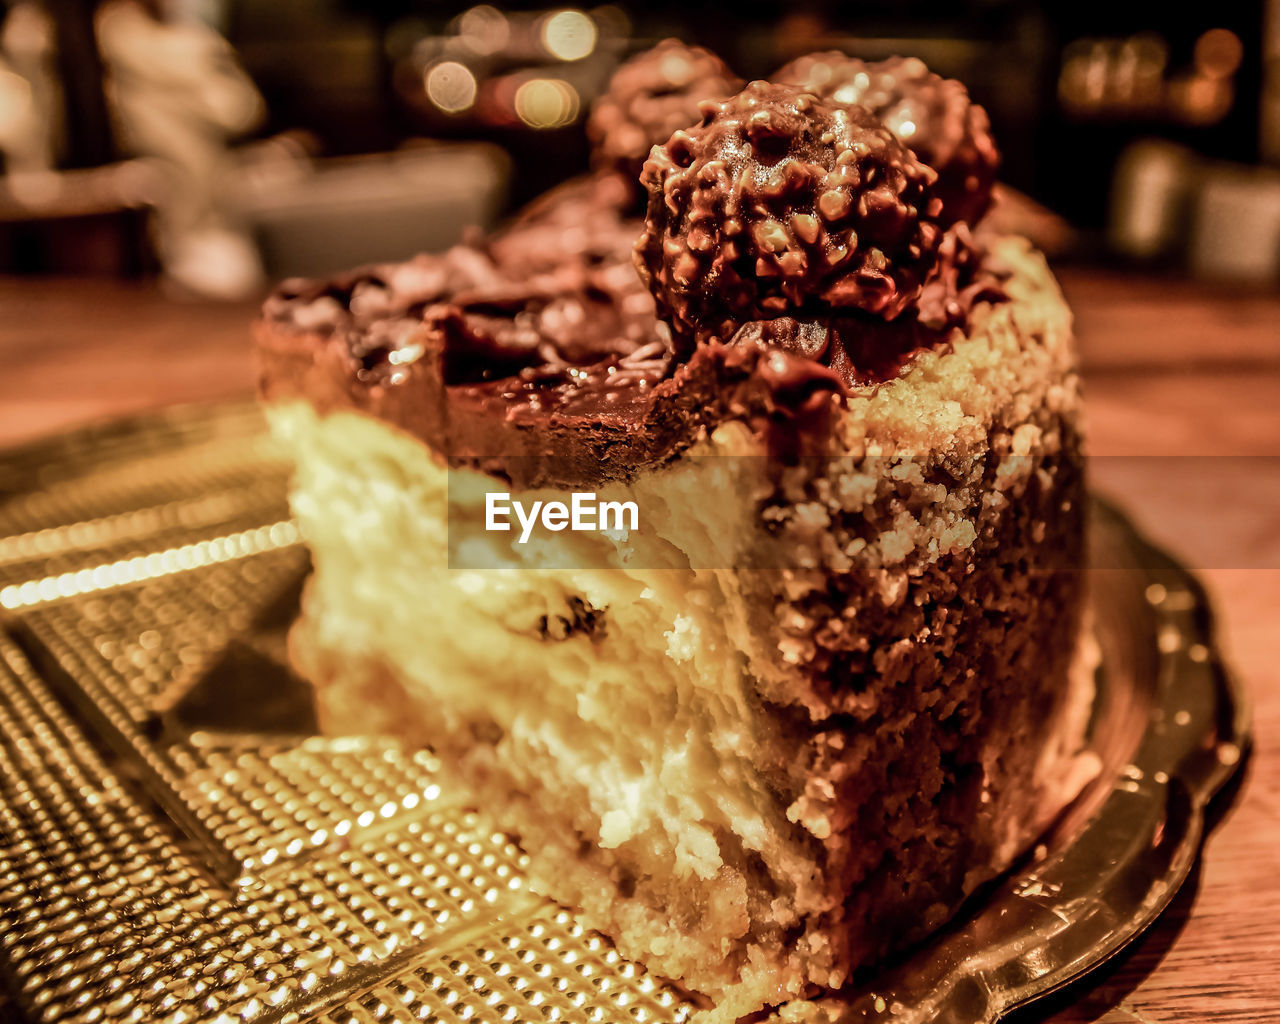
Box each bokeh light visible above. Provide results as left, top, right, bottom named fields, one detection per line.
left=1193, top=29, right=1243, bottom=80
left=514, top=78, right=580, bottom=128
left=541, top=10, right=597, bottom=62
left=457, top=4, right=510, bottom=56
left=425, top=61, right=478, bottom=114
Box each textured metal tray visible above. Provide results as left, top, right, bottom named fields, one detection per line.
left=0, top=403, right=1249, bottom=1024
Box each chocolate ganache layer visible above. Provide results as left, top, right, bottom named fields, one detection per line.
left=256, top=53, right=1007, bottom=489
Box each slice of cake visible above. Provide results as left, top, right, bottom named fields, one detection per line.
left=255, top=47, right=1094, bottom=1022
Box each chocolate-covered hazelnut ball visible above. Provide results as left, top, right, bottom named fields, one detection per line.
left=774, top=53, right=998, bottom=227
left=587, top=39, right=743, bottom=202
left=634, top=81, right=945, bottom=355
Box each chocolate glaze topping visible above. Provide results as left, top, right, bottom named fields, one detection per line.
left=586, top=39, right=744, bottom=211
left=773, top=53, right=999, bottom=227
left=258, top=47, right=1008, bottom=488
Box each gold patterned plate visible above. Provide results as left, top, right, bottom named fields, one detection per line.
left=0, top=403, right=1249, bottom=1024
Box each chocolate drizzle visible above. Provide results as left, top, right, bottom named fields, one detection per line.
left=257, top=47, right=1010, bottom=488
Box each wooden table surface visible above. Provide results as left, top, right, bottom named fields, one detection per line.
left=0, top=270, right=1277, bottom=1023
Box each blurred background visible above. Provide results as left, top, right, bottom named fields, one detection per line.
left=1, top=0, right=1278, bottom=289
